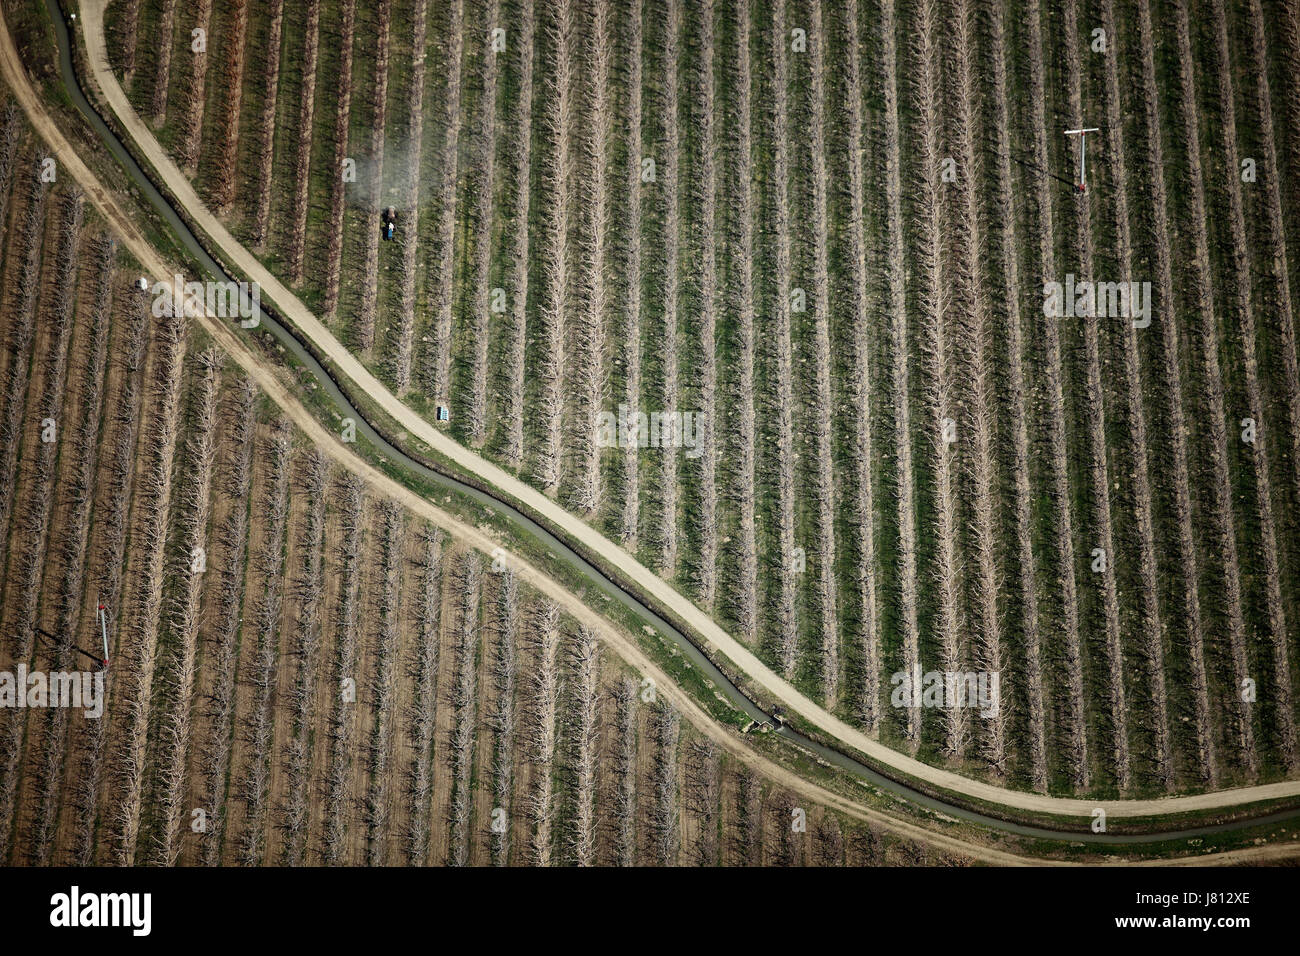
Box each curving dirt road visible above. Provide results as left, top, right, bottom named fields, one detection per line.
left=66, top=0, right=1300, bottom=823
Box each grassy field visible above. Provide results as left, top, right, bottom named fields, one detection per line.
left=101, top=0, right=1300, bottom=801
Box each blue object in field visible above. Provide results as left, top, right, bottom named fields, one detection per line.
left=436, top=405, right=449, bottom=422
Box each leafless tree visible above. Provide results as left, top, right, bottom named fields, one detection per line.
left=529, top=0, right=574, bottom=493
left=685, top=0, right=718, bottom=609
left=1094, top=0, right=1173, bottom=786
left=25, top=236, right=114, bottom=863
left=1128, top=0, right=1210, bottom=785
left=279, top=451, right=329, bottom=864
left=1061, top=0, right=1128, bottom=789
left=834, top=0, right=880, bottom=731
left=424, top=0, right=466, bottom=401
left=175, top=0, right=214, bottom=169
left=612, top=0, right=642, bottom=543
left=148, top=0, right=178, bottom=123
left=322, top=0, right=357, bottom=314
left=562, top=625, right=600, bottom=865
left=388, top=0, right=428, bottom=389
left=1024, top=0, right=1085, bottom=788
left=944, top=0, right=1003, bottom=772
left=209, top=0, right=247, bottom=210
left=979, top=0, right=1046, bottom=789
left=814, top=813, right=843, bottom=867
left=64, top=286, right=152, bottom=865
left=644, top=0, right=681, bottom=571
left=566, top=0, right=611, bottom=511
left=525, top=600, right=560, bottom=864
left=0, top=157, right=48, bottom=572
left=497, top=0, right=534, bottom=463
left=114, top=0, right=142, bottom=87
left=684, top=739, right=719, bottom=866
left=321, top=472, right=366, bottom=863
left=403, top=525, right=444, bottom=864
left=354, top=0, right=390, bottom=347
left=606, top=676, right=637, bottom=865
left=103, top=306, right=187, bottom=865
left=2, top=193, right=83, bottom=859
left=647, top=701, right=679, bottom=865
left=363, top=499, right=405, bottom=864
left=1240, top=0, right=1298, bottom=769
left=446, top=550, right=482, bottom=865
left=0, top=98, right=22, bottom=246
left=804, top=0, right=840, bottom=705
left=876, top=0, right=921, bottom=747
left=234, top=420, right=293, bottom=866
left=766, top=0, right=797, bottom=678
left=150, top=349, right=221, bottom=865
left=910, top=0, right=966, bottom=758
left=488, top=569, right=519, bottom=865
left=286, top=0, right=321, bottom=284
left=466, top=0, right=502, bottom=445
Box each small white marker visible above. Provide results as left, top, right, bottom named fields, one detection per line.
left=97, top=601, right=109, bottom=668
